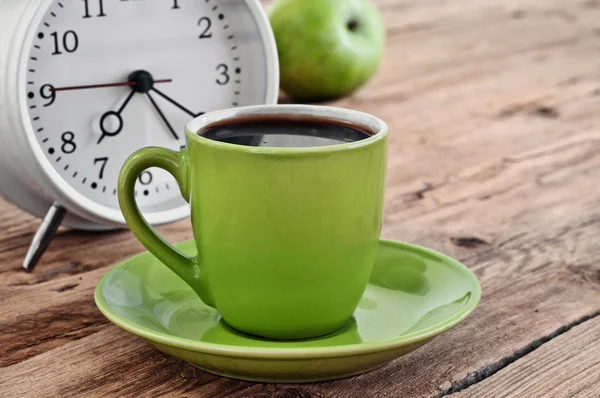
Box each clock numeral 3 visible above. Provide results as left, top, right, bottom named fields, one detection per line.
left=216, top=64, right=229, bottom=85
left=139, top=171, right=153, bottom=185
left=40, top=84, right=56, bottom=107
left=61, top=132, right=77, bottom=154
left=198, top=17, right=212, bottom=39
left=82, top=0, right=106, bottom=18
left=94, top=157, right=108, bottom=179
left=51, top=31, right=79, bottom=55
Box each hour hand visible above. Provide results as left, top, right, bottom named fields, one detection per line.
left=146, top=92, right=179, bottom=140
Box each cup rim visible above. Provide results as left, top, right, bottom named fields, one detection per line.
left=184, top=104, right=388, bottom=154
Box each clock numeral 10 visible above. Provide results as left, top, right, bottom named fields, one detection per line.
left=51, top=31, right=79, bottom=55
left=82, top=0, right=106, bottom=18
left=94, top=157, right=108, bottom=179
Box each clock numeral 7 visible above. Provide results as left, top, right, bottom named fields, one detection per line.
left=93, top=157, right=108, bottom=180
left=82, top=0, right=106, bottom=18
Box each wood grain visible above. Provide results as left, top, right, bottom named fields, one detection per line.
left=454, top=317, right=600, bottom=398
left=1, top=0, right=600, bottom=396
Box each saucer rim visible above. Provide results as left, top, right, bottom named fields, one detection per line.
left=95, top=239, right=481, bottom=359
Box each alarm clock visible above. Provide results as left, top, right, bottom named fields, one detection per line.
left=0, top=0, right=279, bottom=270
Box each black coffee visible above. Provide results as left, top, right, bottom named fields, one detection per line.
left=200, top=116, right=372, bottom=148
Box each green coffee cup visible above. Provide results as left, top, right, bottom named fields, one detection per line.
left=118, top=105, right=388, bottom=340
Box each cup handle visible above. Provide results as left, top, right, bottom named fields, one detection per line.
left=118, top=147, right=215, bottom=307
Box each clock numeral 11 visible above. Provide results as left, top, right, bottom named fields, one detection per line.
left=82, top=0, right=106, bottom=18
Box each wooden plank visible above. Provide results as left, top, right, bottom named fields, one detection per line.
left=454, top=317, right=600, bottom=398
left=1, top=191, right=599, bottom=396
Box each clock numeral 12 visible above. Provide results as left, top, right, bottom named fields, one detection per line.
left=82, top=0, right=106, bottom=18
left=51, top=31, right=79, bottom=55
left=172, top=0, right=180, bottom=9
left=93, top=157, right=108, bottom=179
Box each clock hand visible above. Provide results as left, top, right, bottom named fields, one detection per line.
left=52, top=79, right=172, bottom=92
left=146, top=92, right=179, bottom=140
left=151, top=87, right=204, bottom=117
left=97, top=90, right=135, bottom=144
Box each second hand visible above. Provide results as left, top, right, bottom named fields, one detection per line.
left=51, top=79, right=172, bottom=92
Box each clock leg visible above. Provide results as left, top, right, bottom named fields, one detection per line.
left=22, top=203, right=66, bottom=272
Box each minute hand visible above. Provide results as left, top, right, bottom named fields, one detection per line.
left=151, top=87, right=203, bottom=117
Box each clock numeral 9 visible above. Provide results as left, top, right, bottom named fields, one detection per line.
left=138, top=171, right=153, bottom=185
left=40, top=84, right=55, bottom=107
left=61, top=132, right=77, bottom=154
left=216, top=64, right=229, bottom=85
left=198, top=17, right=212, bottom=39
left=51, top=31, right=79, bottom=55
left=82, top=0, right=106, bottom=18
left=93, top=157, right=108, bottom=179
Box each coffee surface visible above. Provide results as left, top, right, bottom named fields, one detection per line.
left=200, top=117, right=372, bottom=148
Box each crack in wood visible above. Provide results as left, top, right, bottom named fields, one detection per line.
left=52, top=283, right=79, bottom=292
left=451, top=236, right=490, bottom=248
left=435, top=310, right=600, bottom=397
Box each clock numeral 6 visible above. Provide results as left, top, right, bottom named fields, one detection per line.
left=51, top=31, right=79, bottom=55
left=61, top=132, right=77, bottom=154
left=198, top=17, right=212, bottom=39
left=138, top=171, right=153, bottom=185
left=40, top=84, right=55, bottom=107
left=216, top=64, right=229, bottom=85
left=93, top=157, right=108, bottom=179
left=82, top=0, right=106, bottom=18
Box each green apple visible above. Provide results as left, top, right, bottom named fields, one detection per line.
left=269, top=0, right=385, bottom=101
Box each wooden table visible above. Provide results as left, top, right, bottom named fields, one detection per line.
left=2, top=0, right=600, bottom=396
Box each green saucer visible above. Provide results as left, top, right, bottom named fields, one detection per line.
left=95, top=239, right=481, bottom=383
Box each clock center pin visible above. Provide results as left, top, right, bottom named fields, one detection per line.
left=128, top=70, right=154, bottom=94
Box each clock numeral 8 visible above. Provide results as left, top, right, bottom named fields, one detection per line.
left=40, top=84, right=55, bottom=107
left=138, top=171, right=153, bottom=185
left=51, top=31, right=79, bottom=55
left=61, top=131, right=77, bottom=154
left=216, top=64, right=229, bottom=85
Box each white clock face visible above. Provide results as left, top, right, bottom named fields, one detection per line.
left=24, top=0, right=272, bottom=214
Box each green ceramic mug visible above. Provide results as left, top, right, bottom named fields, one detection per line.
left=118, top=105, right=388, bottom=340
